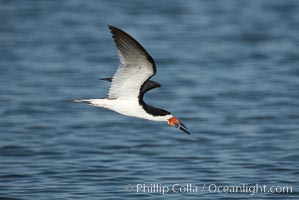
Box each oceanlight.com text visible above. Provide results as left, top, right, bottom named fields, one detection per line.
left=123, top=183, right=293, bottom=196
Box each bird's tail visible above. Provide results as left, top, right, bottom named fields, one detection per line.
left=72, top=99, right=93, bottom=105
left=71, top=98, right=110, bottom=108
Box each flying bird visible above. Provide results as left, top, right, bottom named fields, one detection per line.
left=74, top=25, right=190, bottom=134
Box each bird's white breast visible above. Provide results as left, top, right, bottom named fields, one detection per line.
left=96, top=98, right=171, bottom=122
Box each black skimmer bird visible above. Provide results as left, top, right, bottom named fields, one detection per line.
left=74, top=25, right=190, bottom=134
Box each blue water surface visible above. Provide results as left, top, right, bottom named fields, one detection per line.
left=0, top=0, right=299, bottom=199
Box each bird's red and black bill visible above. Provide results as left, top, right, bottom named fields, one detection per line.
left=168, top=117, right=190, bottom=135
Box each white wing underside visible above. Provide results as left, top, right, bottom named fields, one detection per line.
left=108, top=62, right=153, bottom=99
left=107, top=26, right=156, bottom=100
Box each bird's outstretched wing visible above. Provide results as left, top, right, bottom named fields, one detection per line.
left=100, top=77, right=161, bottom=95
left=108, top=25, right=157, bottom=99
